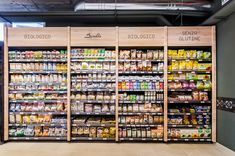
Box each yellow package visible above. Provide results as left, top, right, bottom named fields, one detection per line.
left=168, top=64, right=172, bottom=71
left=185, top=60, right=193, bottom=70
left=16, top=114, right=22, bottom=124
left=193, top=61, right=198, bottom=70
left=179, top=61, right=186, bottom=70
left=168, top=50, right=173, bottom=58
left=171, top=50, right=178, bottom=59
left=168, top=74, right=174, bottom=80
left=178, top=49, right=186, bottom=59
left=172, top=61, right=179, bottom=71
left=191, top=50, right=197, bottom=59
left=109, top=127, right=116, bottom=138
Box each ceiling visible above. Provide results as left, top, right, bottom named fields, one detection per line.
left=0, top=0, right=213, bottom=12
left=0, top=0, right=222, bottom=26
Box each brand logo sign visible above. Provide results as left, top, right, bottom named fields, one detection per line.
left=178, top=31, right=200, bottom=41
left=24, top=34, right=51, bottom=39
left=84, top=33, right=102, bottom=39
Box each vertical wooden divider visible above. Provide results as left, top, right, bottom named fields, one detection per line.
left=67, top=27, right=71, bottom=141
left=212, top=26, right=216, bottom=143
left=163, top=26, right=168, bottom=142
left=115, top=26, right=119, bottom=142
left=4, top=26, right=9, bottom=141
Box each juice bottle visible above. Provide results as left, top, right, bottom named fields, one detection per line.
left=118, top=82, right=122, bottom=90
left=122, top=81, right=126, bottom=90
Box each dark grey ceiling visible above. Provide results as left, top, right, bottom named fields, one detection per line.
left=0, top=0, right=217, bottom=26
left=0, top=0, right=212, bottom=12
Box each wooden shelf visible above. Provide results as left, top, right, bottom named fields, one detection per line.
left=71, top=137, right=115, bottom=141
left=119, top=138, right=163, bottom=141
left=9, top=137, right=67, bottom=141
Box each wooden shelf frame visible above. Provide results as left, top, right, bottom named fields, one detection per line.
left=3, top=26, right=216, bottom=143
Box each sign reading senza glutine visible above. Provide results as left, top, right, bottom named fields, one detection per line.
left=179, top=31, right=200, bottom=41
left=24, top=34, right=51, bottom=40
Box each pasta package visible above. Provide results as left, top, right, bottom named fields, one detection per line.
left=178, top=49, right=186, bottom=59
left=179, top=61, right=186, bottom=70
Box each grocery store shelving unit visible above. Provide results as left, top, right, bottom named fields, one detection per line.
left=166, top=27, right=216, bottom=142
left=3, top=26, right=216, bottom=143
left=69, top=27, right=117, bottom=141
left=117, top=27, right=166, bottom=142
left=4, top=27, right=70, bottom=141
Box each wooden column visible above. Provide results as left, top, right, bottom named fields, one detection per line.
left=4, top=26, right=9, bottom=141
left=67, top=27, right=71, bottom=141
left=212, top=26, right=217, bottom=143
left=163, top=26, right=168, bottom=142
left=115, top=26, right=119, bottom=142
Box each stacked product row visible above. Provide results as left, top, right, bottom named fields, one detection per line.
left=167, top=49, right=212, bottom=142
left=70, top=48, right=116, bottom=141
left=118, top=49, right=164, bottom=141
left=8, top=49, right=68, bottom=140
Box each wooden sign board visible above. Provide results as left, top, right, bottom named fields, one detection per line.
left=7, top=27, right=68, bottom=47
left=168, top=27, right=212, bottom=46
left=71, top=27, right=116, bottom=47
left=119, top=27, right=165, bottom=46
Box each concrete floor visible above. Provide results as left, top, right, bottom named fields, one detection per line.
left=0, top=142, right=234, bottom=156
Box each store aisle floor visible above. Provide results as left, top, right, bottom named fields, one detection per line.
left=0, top=143, right=234, bottom=156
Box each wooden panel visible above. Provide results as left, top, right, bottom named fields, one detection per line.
left=8, top=27, right=68, bottom=47
left=119, top=27, right=164, bottom=46
left=115, top=27, right=119, bottom=142
left=67, top=27, right=71, bottom=142
left=212, top=26, right=216, bottom=143
left=71, top=27, right=116, bottom=47
left=168, top=27, right=212, bottom=46
left=4, top=26, right=9, bottom=141
left=163, top=27, right=168, bottom=142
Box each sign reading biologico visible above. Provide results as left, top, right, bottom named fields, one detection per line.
left=127, top=33, right=156, bottom=40
left=7, top=27, right=68, bottom=47
left=168, top=27, right=212, bottom=46
left=119, top=27, right=164, bottom=46
left=24, top=34, right=52, bottom=40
